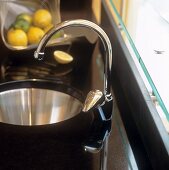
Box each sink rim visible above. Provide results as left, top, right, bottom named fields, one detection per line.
left=0, top=79, right=84, bottom=102
left=0, top=79, right=85, bottom=126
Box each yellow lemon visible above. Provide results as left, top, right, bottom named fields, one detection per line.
left=7, top=29, right=28, bottom=46
left=27, top=26, right=45, bottom=45
left=33, top=9, right=52, bottom=29
left=53, top=51, right=73, bottom=64
left=43, top=23, right=53, bottom=33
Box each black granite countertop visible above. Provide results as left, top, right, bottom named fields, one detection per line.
left=0, top=1, right=138, bottom=169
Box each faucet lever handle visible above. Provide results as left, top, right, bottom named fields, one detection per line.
left=82, top=90, right=105, bottom=112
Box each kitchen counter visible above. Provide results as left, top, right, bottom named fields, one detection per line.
left=0, top=1, right=140, bottom=169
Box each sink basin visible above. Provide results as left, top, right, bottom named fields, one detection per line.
left=0, top=79, right=83, bottom=125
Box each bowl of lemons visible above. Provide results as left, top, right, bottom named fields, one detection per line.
left=0, top=0, right=63, bottom=51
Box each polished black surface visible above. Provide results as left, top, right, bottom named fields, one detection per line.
left=0, top=0, right=149, bottom=169
left=0, top=1, right=104, bottom=169
left=1, top=37, right=95, bottom=96
left=0, top=28, right=98, bottom=170
left=0, top=25, right=108, bottom=170
left=0, top=42, right=97, bottom=169
left=0, top=113, right=94, bottom=169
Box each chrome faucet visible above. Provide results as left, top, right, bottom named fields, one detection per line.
left=34, top=19, right=113, bottom=170
left=34, top=19, right=113, bottom=120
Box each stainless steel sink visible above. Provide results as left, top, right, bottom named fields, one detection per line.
left=0, top=79, right=83, bottom=125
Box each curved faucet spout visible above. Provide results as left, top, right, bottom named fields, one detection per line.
left=34, top=19, right=113, bottom=119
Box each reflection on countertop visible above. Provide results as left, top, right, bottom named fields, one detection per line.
left=0, top=36, right=96, bottom=97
